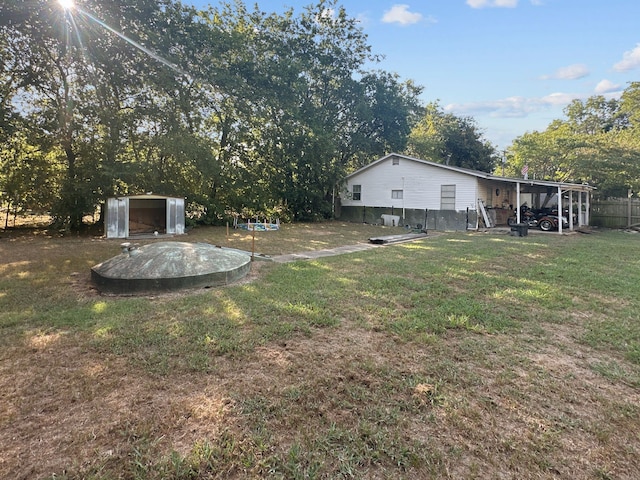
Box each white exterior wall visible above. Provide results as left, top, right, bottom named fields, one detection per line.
left=342, top=157, right=479, bottom=211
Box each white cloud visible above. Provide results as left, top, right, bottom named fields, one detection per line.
left=594, top=79, right=621, bottom=94
left=445, top=97, right=536, bottom=118
left=313, top=8, right=335, bottom=24
left=541, top=64, right=589, bottom=80
left=444, top=91, right=588, bottom=119
left=466, top=0, right=518, bottom=8
left=424, top=15, right=438, bottom=25
left=614, top=43, right=640, bottom=72
left=541, top=92, right=578, bottom=106
left=382, top=4, right=423, bottom=25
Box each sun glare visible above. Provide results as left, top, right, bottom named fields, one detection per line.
left=58, top=0, right=75, bottom=10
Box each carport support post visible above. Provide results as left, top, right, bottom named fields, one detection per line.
left=578, top=192, right=583, bottom=227
left=557, top=185, right=563, bottom=234
left=569, top=190, right=574, bottom=231
left=516, top=182, right=521, bottom=223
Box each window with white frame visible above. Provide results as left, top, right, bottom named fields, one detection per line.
left=352, top=184, right=361, bottom=201
left=391, top=189, right=403, bottom=199
left=441, top=185, right=456, bottom=210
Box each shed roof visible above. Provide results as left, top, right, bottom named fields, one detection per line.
left=111, top=194, right=184, bottom=200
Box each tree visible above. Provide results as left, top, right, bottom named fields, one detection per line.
left=342, top=72, right=422, bottom=171
left=0, top=0, right=220, bottom=228
left=507, top=84, right=640, bottom=197
left=1, top=0, right=427, bottom=227
left=200, top=0, right=422, bottom=220
left=405, top=102, right=496, bottom=172
left=0, top=129, right=63, bottom=224
left=1, top=0, right=169, bottom=229
left=563, top=96, right=626, bottom=135
left=506, top=121, right=588, bottom=182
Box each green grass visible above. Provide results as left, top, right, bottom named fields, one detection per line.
left=2, top=225, right=640, bottom=479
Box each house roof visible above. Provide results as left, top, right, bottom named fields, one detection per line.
left=346, top=153, right=595, bottom=192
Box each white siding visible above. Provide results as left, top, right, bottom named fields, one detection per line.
left=342, top=157, right=479, bottom=211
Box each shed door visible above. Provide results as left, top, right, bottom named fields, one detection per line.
left=106, top=197, right=128, bottom=238
left=166, top=198, right=185, bottom=234
left=175, top=198, right=185, bottom=234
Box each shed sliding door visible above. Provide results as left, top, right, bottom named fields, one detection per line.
left=106, top=197, right=128, bottom=238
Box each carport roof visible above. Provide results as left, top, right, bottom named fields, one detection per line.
left=485, top=175, right=595, bottom=193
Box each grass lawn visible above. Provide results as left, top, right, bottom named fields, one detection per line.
left=1, top=222, right=640, bottom=479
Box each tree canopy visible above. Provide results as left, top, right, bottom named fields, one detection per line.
left=404, top=102, right=497, bottom=173
left=505, top=83, right=640, bottom=197
left=0, top=0, right=423, bottom=228
left=3, top=0, right=637, bottom=229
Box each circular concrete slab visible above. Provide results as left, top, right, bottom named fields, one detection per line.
left=91, top=242, right=251, bottom=294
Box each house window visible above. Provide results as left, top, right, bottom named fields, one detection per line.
left=352, top=184, right=361, bottom=201
left=441, top=185, right=456, bottom=210
left=392, top=157, right=400, bottom=165
left=391, top=190, right=403, bottom=199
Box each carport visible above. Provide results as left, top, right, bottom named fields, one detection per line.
left=487, top=176, right=595, bottom=233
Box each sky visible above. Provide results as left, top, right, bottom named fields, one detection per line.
left=183, top=0, right=640, bottom=150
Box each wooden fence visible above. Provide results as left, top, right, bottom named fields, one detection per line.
left=591, top=198, right=640, bottom=228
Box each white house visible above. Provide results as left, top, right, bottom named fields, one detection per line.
left=338, top=153, right=594, bottom=232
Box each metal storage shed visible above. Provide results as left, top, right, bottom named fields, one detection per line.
left=105, top=195, right=185, bottom=239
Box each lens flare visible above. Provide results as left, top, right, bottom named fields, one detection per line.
left=58, top=0, right=75, bottom=10
left=56, top=0, right=186, bottom=77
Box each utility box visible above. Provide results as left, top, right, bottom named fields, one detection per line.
left=105, top=195, right=185, bottom=239
left=381, top=214, right=401, bottom=227
left=510, top=223, right=528, bottom=237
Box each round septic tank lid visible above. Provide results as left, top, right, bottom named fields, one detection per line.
left=91, top=241, right=251, bottom=294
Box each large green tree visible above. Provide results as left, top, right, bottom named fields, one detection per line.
left=191, top=0, right=422, bottom=221
left=507, top=84, right=640, bottom=197
left=1, top=0, right=426, bottom=228
left=0, top=0, right=184, bottom=229
left=405, top=102, right=496, bottom=172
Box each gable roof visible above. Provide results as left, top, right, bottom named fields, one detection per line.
left=346, top=153, right=486, bottom=179
left=346, top=153, right=595, bottom=192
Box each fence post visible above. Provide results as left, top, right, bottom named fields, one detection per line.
left=629, top=189, right=633, bottom=228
